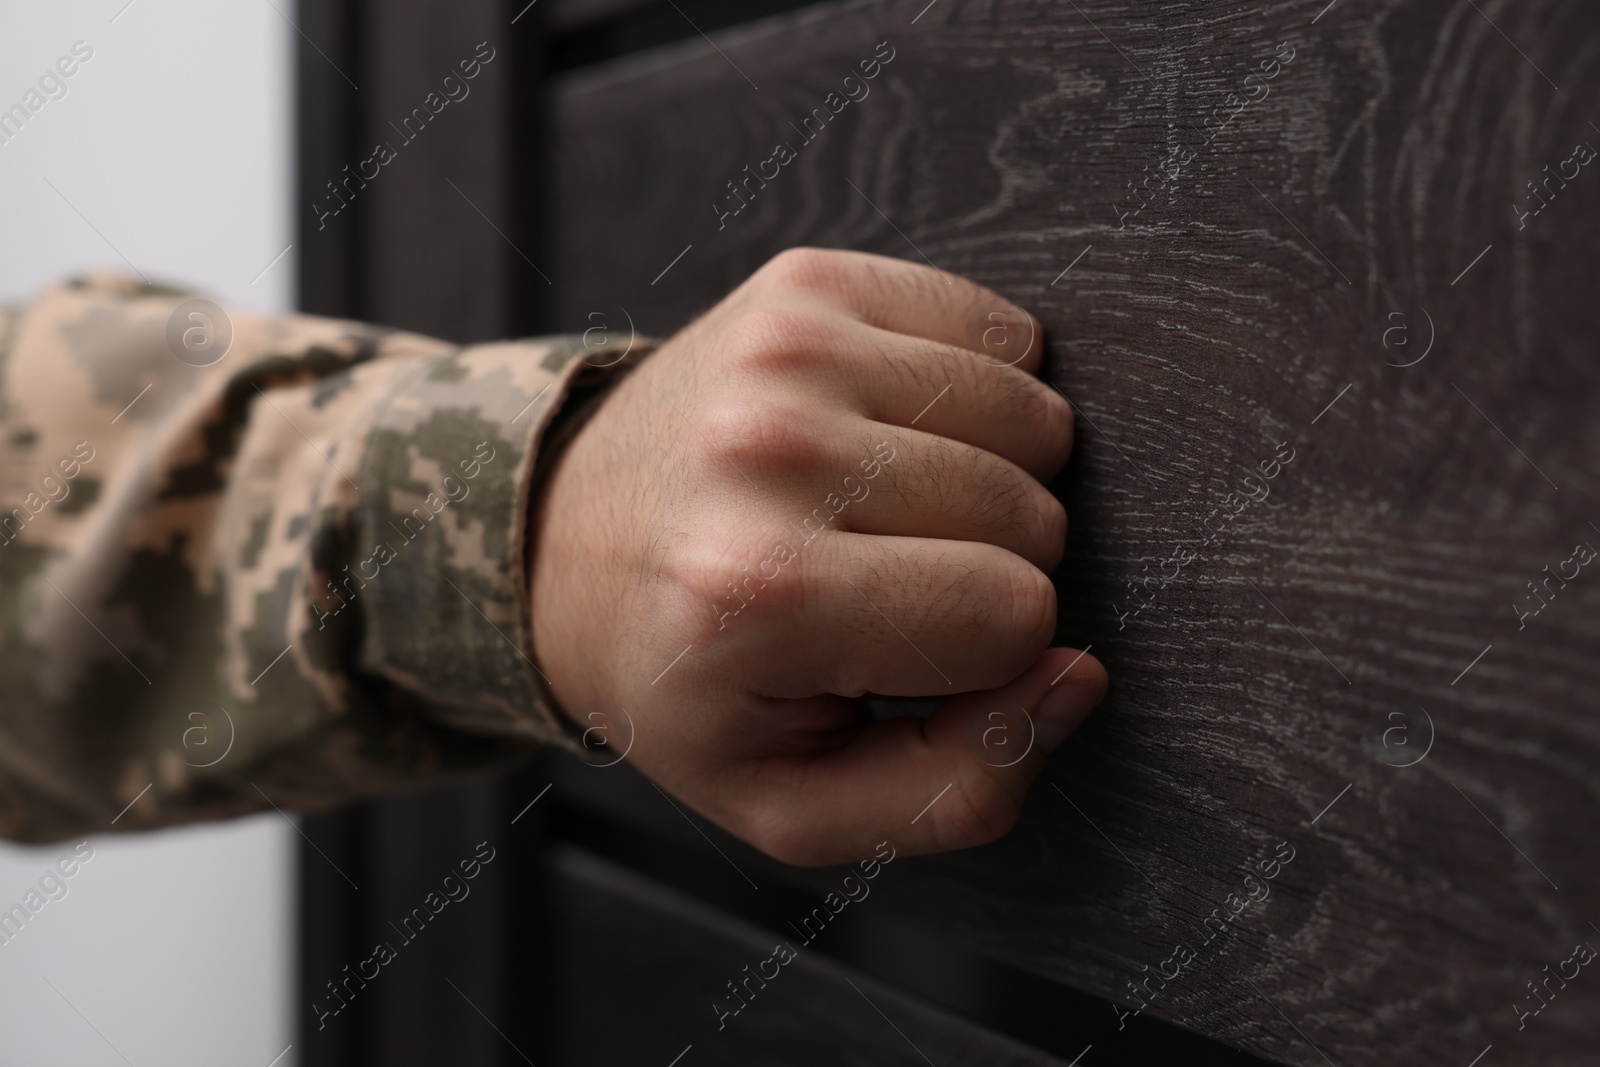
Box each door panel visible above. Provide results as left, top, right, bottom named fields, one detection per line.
left=548, top=3, right=1600, bottom=1065
left=552, top=845, right=1075, bottom=1065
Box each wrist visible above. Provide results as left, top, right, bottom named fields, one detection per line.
left=524, top=360, right=647, bottom=730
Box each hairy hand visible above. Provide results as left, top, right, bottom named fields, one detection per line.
left=528, top=248, right=1107, bottom=866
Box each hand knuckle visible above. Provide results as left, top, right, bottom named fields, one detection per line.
left=1036, top=494, right=1069, bottom=566
left=698, top=398, right=826, bottom=473
left=1002, top=559, right=1057, bottom=648
left=731, top=551, right=807, bottom=625
left=716, top=308, right=830, bottom=375
left=968, top=299, right=1038, bottom=364
left=965, top=455, right=1030, bottom=524
left=1054, top=388, right=1076, bottom=442
left=664, top=545, right=740, bottom=619
left=755, top=246, right=842, bottom=293
left=1030, top=383, right=1075, bottom=466
left=697, top=401, right=770, bottom=465
left=670, top=530, right=808, bottom=637
left=980, top=477, right=1066, bottom=569
left=1006, top=371, right=1062, bottom=428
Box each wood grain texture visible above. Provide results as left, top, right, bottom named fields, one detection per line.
left=336, top=0, right=527, bottom=341
left=550, top=844, right=1075, bottom=1065
left=547, top=1, right=1600, bottom=1064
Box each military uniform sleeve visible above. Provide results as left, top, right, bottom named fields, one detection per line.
left=0, top=274, right=654, bottom=842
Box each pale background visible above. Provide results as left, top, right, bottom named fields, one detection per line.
left=0, top=2, right=296, bottom=1064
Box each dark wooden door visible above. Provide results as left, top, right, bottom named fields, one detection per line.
left=298, top=1, right=1600, bottom=1064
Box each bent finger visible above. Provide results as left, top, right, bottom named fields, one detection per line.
left=740, top=647, right=1108, bottom=866
left=744, top=531, right=1057, bottom=700
left=749, top=247, right=1044, bottom=371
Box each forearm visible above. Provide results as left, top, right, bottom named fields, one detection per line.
left=0, top=273, right=642, bottom=841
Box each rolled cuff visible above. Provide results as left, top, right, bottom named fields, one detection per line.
left=348, top=334, right=655, bottom=748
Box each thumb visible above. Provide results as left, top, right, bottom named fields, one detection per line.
left=751, top=648, right=1107, bottom=866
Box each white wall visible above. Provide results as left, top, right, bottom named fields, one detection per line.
left=0, top=2, right=296, bottom=1064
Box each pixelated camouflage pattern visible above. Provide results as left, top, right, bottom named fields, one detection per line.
left=0, top=273, right=651, bottom=842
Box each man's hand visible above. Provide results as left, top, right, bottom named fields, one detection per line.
left=528, top=248, right=1107, bottom=866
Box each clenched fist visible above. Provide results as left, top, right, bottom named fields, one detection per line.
left=528, top=248, right=1107, bottom=865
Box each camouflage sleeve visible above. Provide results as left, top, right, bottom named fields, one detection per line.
left=0, top=273, right=654, bottom=843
